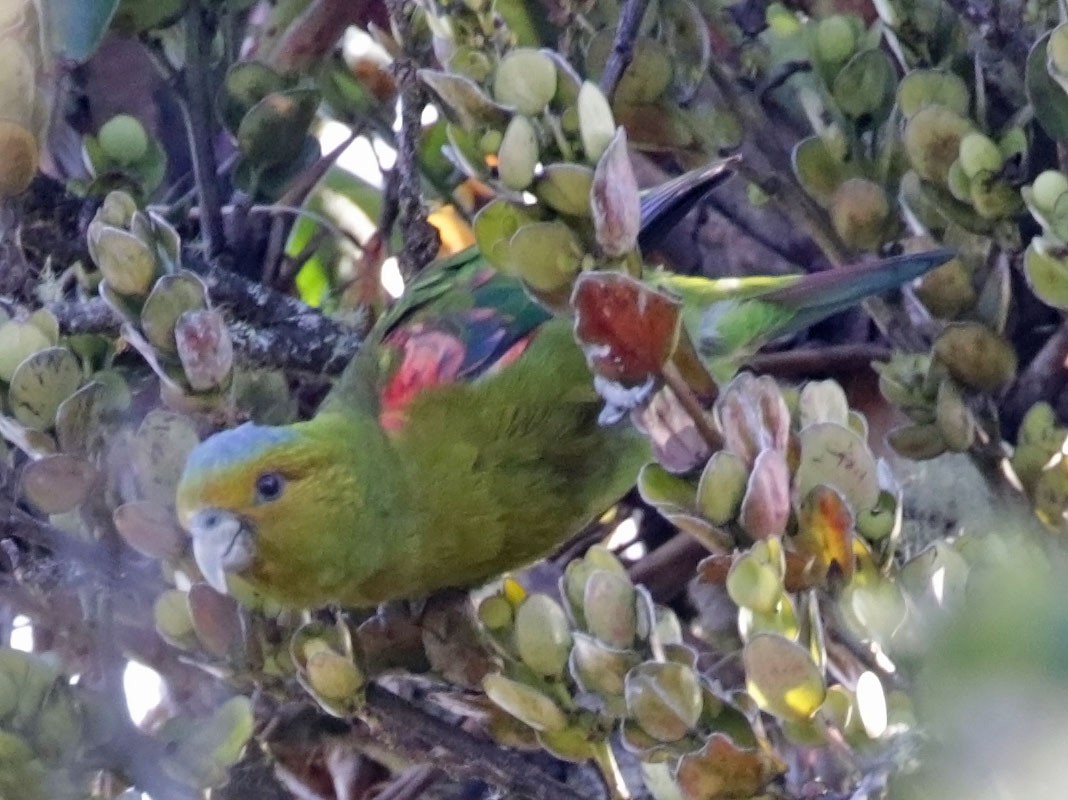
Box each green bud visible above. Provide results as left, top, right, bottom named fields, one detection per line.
left=98, top=114, right=149, bottom=165
left=957, top=132, right=1003, bottom=178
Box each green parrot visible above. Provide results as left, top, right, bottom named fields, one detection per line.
left=649, top=251, right=948, bottom=383
left=176, top=167, right=951, bottom=609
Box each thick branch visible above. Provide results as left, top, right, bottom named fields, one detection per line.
left=47, top=254, right=364, bottom=375
left=362, top=683, right=591, bottom=800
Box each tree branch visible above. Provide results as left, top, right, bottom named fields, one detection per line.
left=362, top=683, right=592, bottom=800
left=0, top=499, right=162, bottom=598
left=181, top=0, right=226, bottom=256
left=598, top=0, right=651, bottom=101
left=747, top=344, right=893, bottom=377
left=1003, top=317, right=1068, bottom=427
left=46, top=252, right=365, bottom=375
left=384, top=0, right=440, bottom=279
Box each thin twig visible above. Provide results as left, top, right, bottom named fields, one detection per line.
left=261, top=127, right=363, bottom=285
left=0, top=501, right=163, bottom=597
left=628, top=533, right=711, bottom=602
left=746, top=344, right=894, bottom=377
left=660, top=362, right=724, bottom=452
left=598, top=0, right=651, bottom=101
left=1003, top=316, right=1068, bottom=425
left=181, top=0, right=226, bottom=256
left=374, top=765, right=444, bottom=800
left=266, top=0, right=381, bottom=72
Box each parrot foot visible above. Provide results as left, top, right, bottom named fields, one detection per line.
left=594, top=374, right=658, bottom=425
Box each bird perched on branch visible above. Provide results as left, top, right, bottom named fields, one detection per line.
left=176, top=162, right=951, bottom=609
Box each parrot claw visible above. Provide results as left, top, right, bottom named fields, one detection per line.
left=188, top=508, right=256, bottom=595
left=594, top=375, right=658, bottom=425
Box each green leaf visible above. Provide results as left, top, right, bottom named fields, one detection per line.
left=1027, top=31, right=1068, bottom=140
left=743, top=634, right=826, bottom=722
left=1025, top=240, right=1068, bottom=310
left=832, top=49, right=896, bottom=126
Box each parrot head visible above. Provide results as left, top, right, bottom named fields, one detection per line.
left=175, top=418, right=369, bottom=603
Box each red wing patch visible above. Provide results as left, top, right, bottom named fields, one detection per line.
left=378, top=321, right=537, bottom=432
left=379, top=326, right=466, bottom=432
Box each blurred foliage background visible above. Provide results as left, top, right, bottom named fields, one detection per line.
left=5, top=0, right=1068, bottom=797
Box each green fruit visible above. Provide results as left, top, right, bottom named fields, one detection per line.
left=305, top=650, right=363, bottom=700
left=933, top=323, right=1018, bottom=392
left=1049, top=22, right=1068, bottom=77
left=816, top=15, right=856, bottom=64
left=478, top=595, right=513, bottom=630
left=0, top=321, right=51, bottom=382
left=1031, top=170, right=1068, bottom=212
left=577, top=81, right=614, bottom=162
left=514, top=594, right=572, bottom=677
left=913, top=256, right=976, bottom=318
left=483, top=673, right=568, bottom=732
left=98, top=114, right=149, bottom=165
left=492, top=49, right=557, bottom=116
left=969, top=175, right=1021, bottom=220
left=957, top=132, right=1003, bottom=178
left=726, top=553, right=783, bottom=614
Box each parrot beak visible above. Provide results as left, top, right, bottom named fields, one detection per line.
left=186, top=508, right=256, bottom=595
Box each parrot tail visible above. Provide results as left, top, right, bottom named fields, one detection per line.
left=637, top=155, right=740, bottom=252
left=762, top=248, right=955, bottom=331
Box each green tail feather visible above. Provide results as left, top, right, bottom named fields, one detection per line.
left=759, top=249, right=955, bottom=336
left=693, top=249, right=954, bottom=381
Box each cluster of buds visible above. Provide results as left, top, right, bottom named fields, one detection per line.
left=423, top=0, right=725, bottom=155
left=88, top=191, right=234, bottom=403
left=876, top=318, right=1016, bottom=461
left=0, top=645, right=250, bottom=795
left=476, top=548, right=782, bottom=800
left=423, top=45, right=649, bottom=304
left=634, top=373, right=992, bottom=780
left=0, top=647, right=86, bottom=800
left=1022, top=169, right=1068, bottom=310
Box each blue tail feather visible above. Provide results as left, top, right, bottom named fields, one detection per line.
left=763, top=249, right=955, bottom=314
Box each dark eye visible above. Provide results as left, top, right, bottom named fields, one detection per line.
left=254, top=472, right=285, bottom=502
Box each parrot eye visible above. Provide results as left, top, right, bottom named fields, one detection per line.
left=254, top=472, right=285, bottom=503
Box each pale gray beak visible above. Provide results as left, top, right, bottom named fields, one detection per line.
left=187, top=509, right=256, bottom=595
